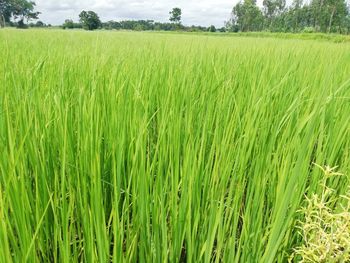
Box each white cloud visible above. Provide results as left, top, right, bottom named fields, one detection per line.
left=35, top=0, right=237, bottom=27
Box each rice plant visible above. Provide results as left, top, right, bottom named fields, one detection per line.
left=0, top=29, right=349, bottom=262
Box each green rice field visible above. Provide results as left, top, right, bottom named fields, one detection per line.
left=0, top=29, right=350, bottom=262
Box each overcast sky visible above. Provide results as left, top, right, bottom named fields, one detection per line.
left=35, top=0, right=242, bottom=27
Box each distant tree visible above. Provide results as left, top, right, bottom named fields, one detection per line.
left=29, top=20, right=43, bottom=27
left=14, top=0, right=40, bottom=28
left=35, top=20, right=43, bottom=27
left=63, top=19, right=74, bottom=29
left=0, top=0, right=18, bottom=26
left=169, top=7, right=182, bottom=24
left=225, top=19, right=239, bottom=32
left=62, top=19, right=82, bottom=29
left=0, top=0, right=10, bottom=27
left=344, top=11, right=350, bottom=33
left=134, top=24, right=144, bottom=31
left=219, top=27, right=227, bottom=32
left=154, top=21, right=180, bottom=31
left=282, top=0, right=303, bottom=32
left=208, top=25, right=216, bottom=32
left=187, top=25, right=207, bottom=32
left=310, top=0, right=348, bottom=32
left=228, top=0, right=349, bottom=33
left=102, top=20, right=121, bottom=30
left=0, top=0, right=39, bottom=28
left=263, top=0, right=286, bottom=29
left=231, top=0, right=264, bottom=32
left=79, top=10, right=101, bottom=30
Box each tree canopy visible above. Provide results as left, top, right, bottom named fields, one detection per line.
left=169, top=7, right=182, bottom=24
left=0, top=0, right=39, bottom=28
left=79, top=10, right=101, bottom=31
left=231, top=0, right=264, bottom=32
left=228, top=0, right=350, bottom=33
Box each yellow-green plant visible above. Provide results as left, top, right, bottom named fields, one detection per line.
left=291, top=164, right=350, bottom=262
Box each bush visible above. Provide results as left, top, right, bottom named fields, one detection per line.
left=208, top=25, right=216, bottom=32
left=302, top=27, right=316, bottom=33
left=17, top=19, right=28, bottom=29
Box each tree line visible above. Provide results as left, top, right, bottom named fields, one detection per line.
left=62, top=9, right=222, bottom=32
left=1, top=0, right=350, bottom=34
left=63, top=18, right=221, bottom=33
left=228, top=0, right=350, bottom=33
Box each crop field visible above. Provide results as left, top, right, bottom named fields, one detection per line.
left=0, top=29, right=350, bottom=262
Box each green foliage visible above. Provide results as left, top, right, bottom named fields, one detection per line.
left=208, top=25, right=216, bottom=32
left=169, top=7, right=182, bottom=24
left=0, top=0, right=39, bottom=28
left=100, top=19, right=199, bottom=32
left=231, top=0, right=264, bottom=31
left=0, top=29, right=350, bottom=262
left=28, top=20, right=45, bottom=27
left=34, top=20, right=43, bottom=27
left=310, top=0, right=348, bottom=33
left=102, top=20, right=121, bottom=30
left=62, top=19, right=82, bottom=29
left=186, top=25, right=208, bottom=32
left=82, top=17, right=213, bottom=33
left=228, top=0, right=350, bottom=34
left=79, top=10, right=101, bottom=31
left=302, top=26, right=316, bottom=33
left=263, top=0, right=286, bottom=29
left=0, top=0, right=14, bottom=24
left=62, top=19, right=74, bottom=29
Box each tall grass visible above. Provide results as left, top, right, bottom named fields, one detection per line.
left=0, top=29, right=349, bottom=262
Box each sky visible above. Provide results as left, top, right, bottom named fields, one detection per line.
left=35, top=0, right=238, bottom=27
